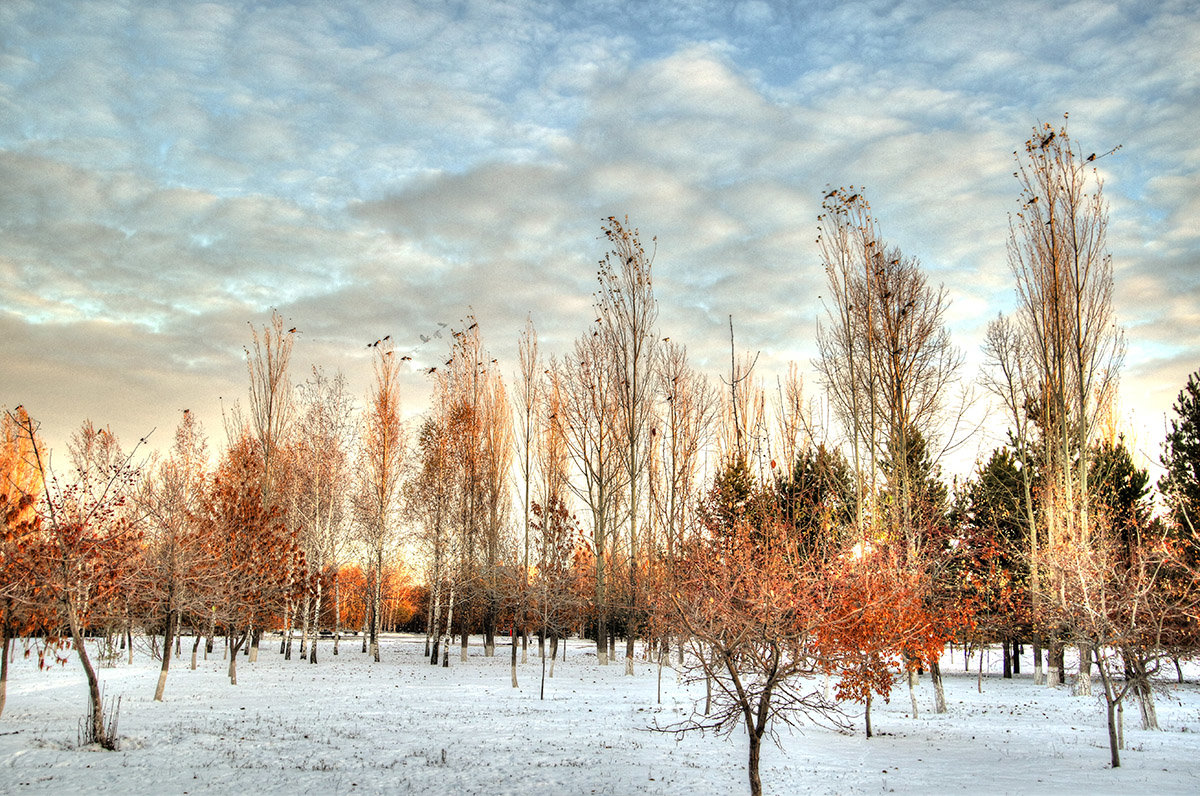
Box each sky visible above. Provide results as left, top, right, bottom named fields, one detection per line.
left=2, top=0, right=1197, bottom=482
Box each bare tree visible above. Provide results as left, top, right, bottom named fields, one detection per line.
left=137, top=410, right=209, bottom=700
left=815, top=188, right=965, bottom=715
left=512, top=316, right=541, bottom=683
left=426, top=320, right=511, bottom=663
left=411, top=416, right=455, bottom=666
left=816, top=190, right=882, bottom=546
left=292, top=368, right=354, bottom=663
left=17, top=415, right=145, bottom=749
left=1004, top=117, right=1126, bottom=689
left=982, top=314, right=1046, bottom=681
left=596, top=216, right=660, bottom=675
left=650, top=341, right=717, bottom=609
left=557, top=330, right=626, bottom=666
left=354, top=346, right=407, bottom=662
left=244, top=310, right=296, bottom=499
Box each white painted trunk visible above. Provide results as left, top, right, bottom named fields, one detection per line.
left=154, top=668, right=169, bottom=702
left=908, top=669, right=919, bottom=719
left=1075, top=645, right=1092, bottom=696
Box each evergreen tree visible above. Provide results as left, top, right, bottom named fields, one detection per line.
left=1161, top=370, right=1200, bottom=536
left=1090, top=436, right=1151, bottom=561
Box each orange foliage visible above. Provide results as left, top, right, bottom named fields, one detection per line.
left=198, top=433, right=305, bottom=638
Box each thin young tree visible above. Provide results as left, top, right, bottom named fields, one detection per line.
left=596, top=216, right=660, bottom=675
left=536, top=365, right=573, bottom=663
left=200, top=432, right=305, bottom=685
left=354, top=345, right=407, bottom=662
left=556, top=331, right=627, bottom=666
left=664, top=459, right=849, bottom=796
left=511, top=316, right=541, bottom=683
left=411, top=417, right=454, bottom=665
left=245, top=310, right=296, bottom=500
left=17, top=415, right=144, bottom=749
left=650, top=340, right=717, bottom=667
left=816, top=189, right=882, bottom=547
left=292, top=368, right=354, bottom=664
left=982, top=315, right=1047, bottom=681
left=137, top=410, right=209, bottom=701
left=432, top=321, right=511, bottom=661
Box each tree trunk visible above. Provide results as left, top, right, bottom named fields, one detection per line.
left=747, top=728, right=763, bottom=796
left=228, top=631, right=247, bottom=685
left=1002, top=640, right=1012, bottom=679
left=596, top=611, right=608, bottom=666
left=153, top=608, right=176, bottom=702
left=442, top=584, right=455, bottom=668
left=1047, top=640, right=1064, bottom=687
left=298, top=593, right=311, bottom=660
left=510, top=622, right=518, bottom=688
left=930, top=659, right=946, bottom=714
left=333, top=572, right=341, bottom=656
left=865, top=691, right=873, bottom=738
left=704, top=648, right=713, bottom=715
left=1076, top=643, right=1093, bottom=695
left=285, top=603, right=295, bottom=660
left=66, top=599, right=114, bottom=749
left=371, top=553, right=382, bottom=663
left=460, top=631, right=468, bottom=662
left=0, top=617, right=9, bottom=719
left=1013, top=641, right=1022, bottom=675
left=249, top=627, right=260, bottom=663
left=1094, top=650, right=1121, bottom=768
left=548, top=634, right=558, bottom=677
left=1033, top=641, right=1044, bottom=684
left=908, top=667, right=919, bottom=719
left=656, top=642, right=663, bottom=705
left=191, top=632, right=201, bottom=670
left=309, top=580, right=322, bottom=664
left=205, top=607, right=215, bottom=657
left=540, top=630, right=548, bottom=700
left=625, top=633, right=634, bottom=676
left=429, top=579, right=442, bottom=665
left=1125, top=651, right=1159, bottom=730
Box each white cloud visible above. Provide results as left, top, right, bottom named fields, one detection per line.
left=0, top=0, right=1196, bottom=478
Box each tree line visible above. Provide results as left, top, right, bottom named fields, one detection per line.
left=2, top=117, right=1199, bottom=794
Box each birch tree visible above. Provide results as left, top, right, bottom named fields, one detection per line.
left=293, top=368, right=354, bottom=663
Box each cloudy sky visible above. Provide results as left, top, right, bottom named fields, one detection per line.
left=2, top=0, right=1197, bottom=478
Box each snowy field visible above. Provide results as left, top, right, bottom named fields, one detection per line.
left=2, top=634, right=1200, bottom=794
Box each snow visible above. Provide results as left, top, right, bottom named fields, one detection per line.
left=2, top=635, right=1200, bottom=794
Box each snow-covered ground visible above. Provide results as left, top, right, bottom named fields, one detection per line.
left=2, top=634, right=1199, bottom=794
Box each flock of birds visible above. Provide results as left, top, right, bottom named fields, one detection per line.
left=357, top=320, right=494, bottom=376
